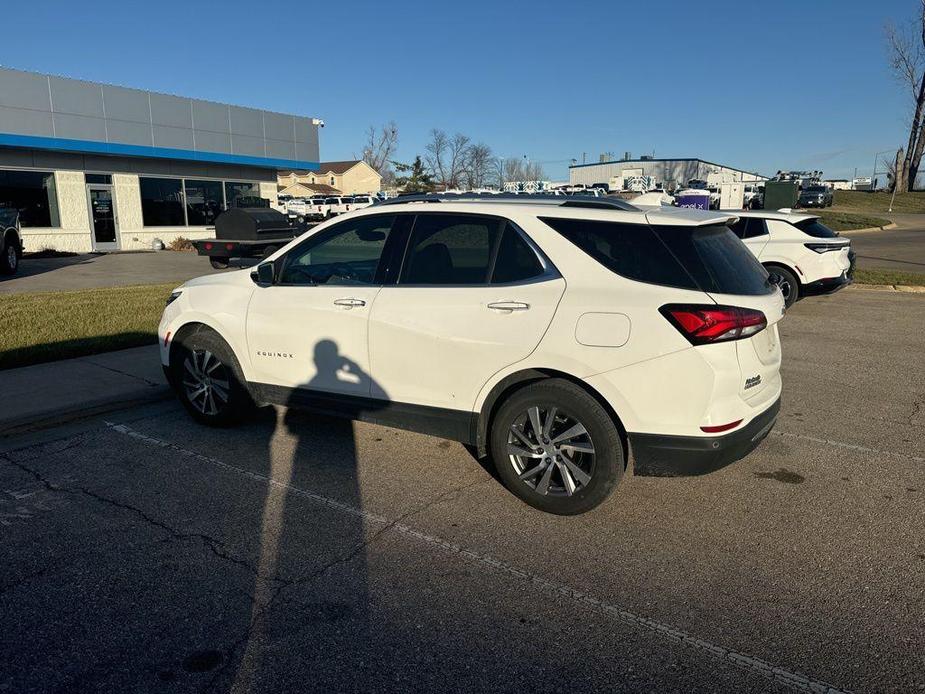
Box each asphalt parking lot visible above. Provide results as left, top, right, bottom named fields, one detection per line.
left=1, top=288, right=923, bottom=693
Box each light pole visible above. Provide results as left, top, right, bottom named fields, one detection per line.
left=871, top=149, right=893, bottom=192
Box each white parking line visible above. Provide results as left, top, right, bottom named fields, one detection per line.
left=106, top=421, right=849, bottom=694
left=773, top=430, right=925, bottom=463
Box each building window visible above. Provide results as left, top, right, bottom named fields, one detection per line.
left=140, top=177, right=185, bottom=226
left=330, top=176, right=335, bottom=186
left=224, top=181, right=260, bottom=209
left=184, top=179, right=224, bottom=225
left=85, top=173, right=112, bottom=185
left=0, top=169, right=60, bottom=227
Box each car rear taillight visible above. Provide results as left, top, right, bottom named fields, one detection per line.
left=804, top=242, right=847, bottom=253
left=659, top=304, right=767, bottom=345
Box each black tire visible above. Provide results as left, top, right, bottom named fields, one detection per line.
left=489, top=379, right=624, bottom=515
left=170, top=328, right=254, bottom=426
left=766, top=265, right=799, bottom=308
left=210, top=256, right=230, bottom=269
left=1, top=233, right=19, bottom=275
left=262, top=245, right=278, bottom=259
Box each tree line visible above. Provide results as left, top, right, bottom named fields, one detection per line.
left=361, top=124, right=545, bottom=191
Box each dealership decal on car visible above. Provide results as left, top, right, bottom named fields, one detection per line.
left=744, top=375, right=762, bottom=390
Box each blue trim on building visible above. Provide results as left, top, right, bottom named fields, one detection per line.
left=0, top=132, right=319, bottom=171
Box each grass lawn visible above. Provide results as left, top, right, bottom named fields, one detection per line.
left=853, top=268, right=925, bottom=286
left=0, top=283, right=175, bottom=370
left=831, top=190, right=925, bottom=214
left=812, top=210, right=891, bottom=231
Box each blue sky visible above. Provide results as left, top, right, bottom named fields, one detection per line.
left=0, top=0, right=917, bottom=181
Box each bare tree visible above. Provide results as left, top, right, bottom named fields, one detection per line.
left=446, top=133, right=472, bottom=188
left=424, top=129, right=450, bottom=187
left=361, top=121, right=398, bottom=176
left=885, top=3, right=925, bottom=191
left=464, top=143, right=494, bottom=188
left=502, top=157, right=525, bottom=186
left=524, top=161, right=546, bottom=182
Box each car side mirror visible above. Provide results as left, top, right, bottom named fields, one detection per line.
left=251, top=261, right=276, bottom=285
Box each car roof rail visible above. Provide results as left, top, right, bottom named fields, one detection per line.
left=375, top=192, right=638, bottom=211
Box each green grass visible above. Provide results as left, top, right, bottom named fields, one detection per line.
left=812, top=210, right=891, bottom=231
left=853, top=268, right=925, bottom=286
left=0, top=283, right=176, bottom=370
left=831, top=190, right=925, bottom=214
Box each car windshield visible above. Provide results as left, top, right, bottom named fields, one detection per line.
left=805, top=187, right=827, bottom=193
left=793, top=218, right=839, bottom=238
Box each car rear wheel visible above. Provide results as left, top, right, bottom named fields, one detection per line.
left=489, top=379, right=624, bottom=515
left=209, top=256, right=230, bottom=269
left=766, top=265, right=799, bottom=308
left=171, top=328, right=253, bottom=426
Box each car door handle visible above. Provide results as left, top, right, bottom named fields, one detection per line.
left=487, top=301, right=530, bottom=312
left=333, top=298, right=366, bottom=308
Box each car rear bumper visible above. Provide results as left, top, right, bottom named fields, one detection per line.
left=628, top=397, right=780, bottom=477
left=803, top=271, right=852, bottom=295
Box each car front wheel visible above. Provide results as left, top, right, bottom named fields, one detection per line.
left=489, top=379, right=624, bottom=515
left=171, top=328, right=253, bottom=426
left=1, top=240, right=19, bottom=275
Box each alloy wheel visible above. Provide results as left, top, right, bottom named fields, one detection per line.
left=507, top=405, right=595, bottom=497
left=182, top=349, right=230, bottom=415
left=770, top=272, right=792, bottom=302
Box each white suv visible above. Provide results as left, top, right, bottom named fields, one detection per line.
left=726, top=210, right=853, bottom=307
left=159, top=195, right=784, bottom=514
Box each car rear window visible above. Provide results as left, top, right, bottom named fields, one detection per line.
left=793, top=219, right=838, bottom=238
left=354, top=197, right=370, bottom=203
left=325, top=198, right=339, bottom=204
left=651, top=225, right=773, bottom=296
left=542, top=217, right=772, bottom=296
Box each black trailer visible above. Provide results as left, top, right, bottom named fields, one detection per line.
left=193, top=207, right=309, bottom=269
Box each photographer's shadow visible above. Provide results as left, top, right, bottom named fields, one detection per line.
left=231, top=338, right=385, bottom=692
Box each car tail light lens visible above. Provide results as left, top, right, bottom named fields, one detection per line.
left=204, top=242, right=213, bottom=250
left=700, top=420, right=742, bottom=433
left=660, top=304, right=767, bottom=345
left=804, top=242, right=847, bottom=253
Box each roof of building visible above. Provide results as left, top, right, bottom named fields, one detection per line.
left=569, top=157, right=766, bottom=179
left=280, top=182, right=341, bottom=195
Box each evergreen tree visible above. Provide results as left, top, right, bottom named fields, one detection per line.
left=392, top=156, right=435, bottom=193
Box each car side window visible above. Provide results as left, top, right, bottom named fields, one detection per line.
left=278, top=215, right=395, bottom=286
left=729, top=218, right=768, bottom=239
left=400, top=214, right=500, bottom=285
left=742, top=218, right=768, bottom=238
left=491, top=223, right=545, bottom=283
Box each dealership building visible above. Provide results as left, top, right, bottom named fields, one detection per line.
left=569, top=156, right=766, bottom=190
left=0, top=67, right=320, bottom=252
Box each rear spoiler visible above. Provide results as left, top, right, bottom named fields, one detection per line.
left=644, top=206, right=739, bottom=227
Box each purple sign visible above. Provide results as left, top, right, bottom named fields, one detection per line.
left=676, top=193, right=710, bottom=210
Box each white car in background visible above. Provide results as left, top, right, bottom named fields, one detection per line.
left=726, top=210, right=854, bottom=307
left=159, top=194, right=783, bottom=515
left=325, top=196, right=353, bottom=216
left=309, top=197, right=329, bottom=220
left=350, top=195, right=376, bottom=211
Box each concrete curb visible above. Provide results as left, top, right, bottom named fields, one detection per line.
left=849, top=283, right=925, bottom=293
left=0, top=389, right=172, bottom=437
left=840, top=222, right=897, bottom=235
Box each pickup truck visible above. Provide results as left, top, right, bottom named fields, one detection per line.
left=1, top=208, right=23, bottom=275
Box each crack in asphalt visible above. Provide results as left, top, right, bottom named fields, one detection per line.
left=201, top=475, right=491, bottom=694
left=0, top=453, right=277, bottom=585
